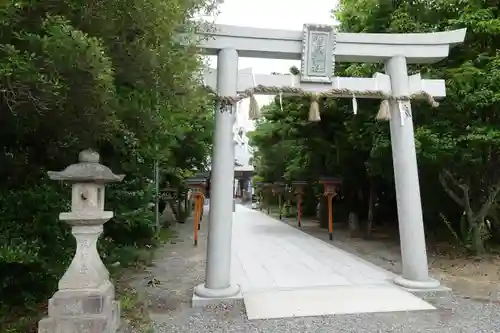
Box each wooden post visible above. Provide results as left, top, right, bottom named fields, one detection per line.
left=184, top=191, right=189, bottom=220
left=198, top=194, right=203, bottom=231
left=297, top=194, right=302, bottom=227
left=278, top=194, right=282, bottom=220
left=185, top=175, right=208, bottom=247
left=327, top=194, right=333, bottom=240
left=193, top=192, right=199, bottom=246
left=192, top=192, right=205, bottom=246
left=193, top=193, right=199, bottom=246
left=319, top=177, right=342, bottom=242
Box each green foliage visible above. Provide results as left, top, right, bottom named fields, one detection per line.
left=0, top=0, right=216, bottom=329
left=252, top=0, right=500, bottom=253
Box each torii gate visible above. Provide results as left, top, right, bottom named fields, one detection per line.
left=194, top=23, right=466, bottom=303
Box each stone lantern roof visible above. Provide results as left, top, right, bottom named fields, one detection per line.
left=47, top=150, right=125, bottom=183
left=186, top=175, right=207, bottom=186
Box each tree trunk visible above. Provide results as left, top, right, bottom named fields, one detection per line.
left=439, top=170, right=491, bottom=253
left=366, top=179, right=376, bottom=238
left=319, top=196, right=329, bottom=229
left=348, top=212, right=360, bottom=238
left=487, top=206, right=500, bottom=242
left=177, top=188, right=182, bottom=222
left=471, top=222, right=486, bottom=255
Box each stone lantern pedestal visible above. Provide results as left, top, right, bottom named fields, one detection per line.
left=38, top=150, right=124, bottom=333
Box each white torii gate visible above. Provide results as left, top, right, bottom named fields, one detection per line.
left=194, top=24, right=466, bottom=303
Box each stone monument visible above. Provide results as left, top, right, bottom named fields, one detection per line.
left=38, top=149, right=124, bottom=333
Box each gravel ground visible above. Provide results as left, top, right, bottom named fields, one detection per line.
left=129, top=208, right=500, bottom=333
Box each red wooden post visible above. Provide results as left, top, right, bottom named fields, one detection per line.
left=319, top=177, right=342, bottom=241
left=194, top=192, right=206, bottom=245
left=327, top=194, right=333, bottom=240
left=186, top=176, right=207, bottom=246
left=193, top=192, right=200, bottom=246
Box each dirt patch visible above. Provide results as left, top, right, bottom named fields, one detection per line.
left=278, top=215, right=500, bottom=301
left=430, top=254, right=500, bottom=300
left=127, top=218, right=208, bottom=320
left=139, top=209, right=500, bottom=332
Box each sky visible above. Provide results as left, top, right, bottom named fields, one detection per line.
left=202, top=0, right=338, bottom=130
left=206, top=0, right=338, bottom=74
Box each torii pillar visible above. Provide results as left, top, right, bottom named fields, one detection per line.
left=193, top=48, right=241, bottom=303
left=385, top=56, right=440, bottom=289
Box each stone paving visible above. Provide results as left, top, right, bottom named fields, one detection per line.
left=130, top=205, right=500, bottom=332
left=231, top=205, right=398, bottom=292
left=229, top=206, right=436, bottom=319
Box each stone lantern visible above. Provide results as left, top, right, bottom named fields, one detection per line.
left=163, top=184, right=178, bottom=200
left=291, top=181, right=308, bottom=227
left=186, top=176, right=207, bottom=191
left=254, top=181, right=263, bottom=211
left=38, top=149, right=124, bottom=333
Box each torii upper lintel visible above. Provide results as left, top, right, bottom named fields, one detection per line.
left=195, top=24, right=466, bottom=64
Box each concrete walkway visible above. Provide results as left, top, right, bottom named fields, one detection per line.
left=145, top=204, right=500, bottom=332
left=229, top=205, right=435, bottom=319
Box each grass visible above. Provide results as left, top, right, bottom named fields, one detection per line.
left=0, top=227, right=175, bottom=333
left=262, top=204, right=299, bottom=219
left=113, top=227, right=175, bottom=332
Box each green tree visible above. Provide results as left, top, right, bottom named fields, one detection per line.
left=252, top=0, right=500, bottom=253
left=336, top=0, right=500, bottom=253
left=0, top=0, right=216, bottom=327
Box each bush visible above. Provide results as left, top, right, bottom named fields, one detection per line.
left=0, top=182, right=73, bottom=308
left=0, top=0, right=216, bottom=329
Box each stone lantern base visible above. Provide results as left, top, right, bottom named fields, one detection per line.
left=38, top=281, right=119, bottom=333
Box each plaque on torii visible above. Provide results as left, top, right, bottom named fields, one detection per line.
left=300, top=24, right=336, bottom=84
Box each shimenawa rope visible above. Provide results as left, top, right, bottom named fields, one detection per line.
left=214, top=80, right=439, bottom=122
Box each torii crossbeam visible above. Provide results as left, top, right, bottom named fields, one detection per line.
left=204, top=68, right=446, bottom=98
left=193, top=23, right=466, bottom=305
